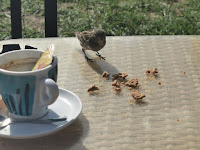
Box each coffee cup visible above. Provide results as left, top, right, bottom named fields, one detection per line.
left=0, top=50, right=59, bottom=120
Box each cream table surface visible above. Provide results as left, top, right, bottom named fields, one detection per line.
left=0, top=36, right=200, bottom=150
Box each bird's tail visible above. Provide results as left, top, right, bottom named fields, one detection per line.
left=74, top=32, right=79, bottom=37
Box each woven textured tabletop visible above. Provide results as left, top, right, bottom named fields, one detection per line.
left=0, top=36, right=200, bottom=150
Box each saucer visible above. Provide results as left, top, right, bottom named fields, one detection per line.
left=0, top=88, right=82, bottom=139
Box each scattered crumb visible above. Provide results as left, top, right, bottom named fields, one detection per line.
left=146, top=69, right=151, bottom=74
left=112, top=73, right=128, bottom=81
left=132, top=90, right=146, bottom=100
left=118, top=73, right=128, bottom=79
left=112, top=80, right=120, bottom=87
left=101, top=71, right=110, bottom=80
left=87, top=69, right=162, bottom=105
left=112, top=80, right=121, bottom=92
left=125, top=79, right=139, bottom=88
left=151, top=68, right=158, bottom=75
left=177, top=119, right=180, bottom=122
left=146, top=68, right=158, bottom=76
left=112, top=74, right=118, bottom=81
left=87, top=84, right=99, bottom=92
left=183, top=72, right=186, bottom=75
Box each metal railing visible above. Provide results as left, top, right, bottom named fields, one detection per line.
left=10, top=0, right=57, bottom=39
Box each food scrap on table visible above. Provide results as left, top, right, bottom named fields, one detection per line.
left=125, top=79, right=139, bottom=88
left=146, top=68, right=158, bottom=76
left=112, top=73, right=128, bottom=81
left=101, top=71, right=110, bottom=80
left=87, top=70, right=154, bottom=104
left=112, top=80, right=121, bottom=92
left=87, top=84, right=99, bottom=92
left=131, top=90, right=146, bottom=100
left=112, top=80, right=120, bottom=87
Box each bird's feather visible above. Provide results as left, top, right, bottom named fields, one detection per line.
left=76, top=29, right=106, bottom=51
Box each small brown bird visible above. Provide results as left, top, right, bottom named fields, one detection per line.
left=75, top=29, right=106, bottom=62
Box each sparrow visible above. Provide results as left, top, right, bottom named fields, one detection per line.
left=75, top=29, right=106, bottom=62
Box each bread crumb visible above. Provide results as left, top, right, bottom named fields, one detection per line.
left=112, top=80, right=120, bottom=87
left=125, top=79, right=139, bottom=88
left=112, top=73, right=128, bottom=81
left=112, top=80, right=121, bottom=92
left=146, top=69, right=151, bottom=74
left=118, top=73, right=128, bottom=79
left=132, top=90, right=146, bottom=100
left=101, top=71, right=109, bottom=79
left=87, top=84, right=99, bottom=92
left=146, top=68, right=158, bottom=76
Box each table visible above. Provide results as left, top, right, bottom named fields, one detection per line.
left=0, top=36, right=200, bottom=150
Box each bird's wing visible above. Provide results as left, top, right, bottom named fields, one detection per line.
left=77, top=31, right=91, bottom=43
left=76, top=31, right=92, bottom=50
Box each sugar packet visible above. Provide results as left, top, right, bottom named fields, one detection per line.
left=32, top=44, right=55, bottom=71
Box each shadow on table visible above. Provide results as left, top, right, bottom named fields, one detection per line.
left=87, top=57, right=119, bottom=75
left=0, top=114, right=89, bottom=150
left=134, top=99, right=149, bottom=106
left=73, top=49, right=119, bottom=76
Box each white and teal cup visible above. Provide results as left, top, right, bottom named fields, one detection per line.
left=0, top=50, right=59, bottom=121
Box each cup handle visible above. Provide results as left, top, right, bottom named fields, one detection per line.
left=39, top=78, right=59, bottom=107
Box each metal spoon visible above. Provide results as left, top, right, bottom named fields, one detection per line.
left=0, top=116, right=67, bottom=129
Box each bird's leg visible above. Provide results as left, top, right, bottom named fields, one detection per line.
left=96, top=51, right=106, bottom=60
left=82, top=48, right=93, bottom=62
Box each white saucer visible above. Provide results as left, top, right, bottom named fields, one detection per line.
left=0, top=88, right=82, bottom=139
